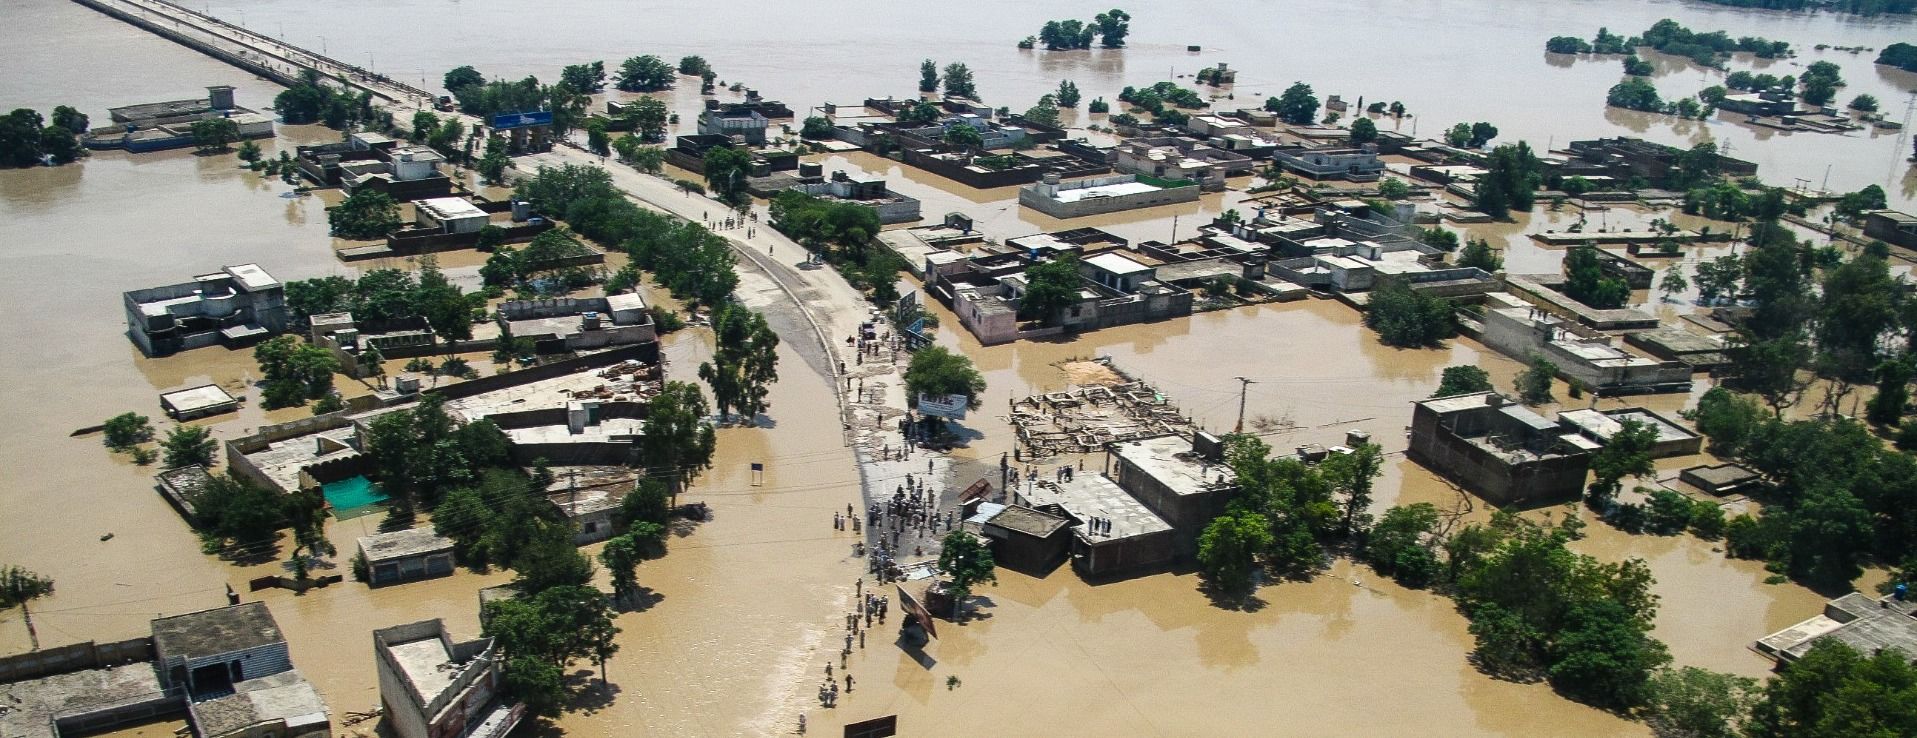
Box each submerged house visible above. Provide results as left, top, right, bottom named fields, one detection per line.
left=124, top=264, right=288, bottom=356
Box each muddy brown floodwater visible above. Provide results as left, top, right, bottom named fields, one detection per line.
left=0, top=0, right=1891, bottom=734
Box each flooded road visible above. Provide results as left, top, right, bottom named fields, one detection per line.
left=0, top=0, right=1886, bottom=735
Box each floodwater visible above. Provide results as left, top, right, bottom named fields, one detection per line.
left=0, top=0, right=1891, bottom=735
left=143, top=0, right=1917, bottom=208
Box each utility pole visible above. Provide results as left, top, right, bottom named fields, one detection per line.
left=1233, top=376, right=1256, bottom=433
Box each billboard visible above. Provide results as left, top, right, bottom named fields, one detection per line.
left=917, top=393, right=968, bottom=420
left=490, top=110, right=553, bottom=131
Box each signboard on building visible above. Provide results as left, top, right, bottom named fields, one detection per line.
left=917, top=393, right=968, bottom=419
left=894, top=290, right=918, bottom=322
left=490, top=110, right=553, bottom=131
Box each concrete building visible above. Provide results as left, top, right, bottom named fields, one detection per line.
left=696, top=106, right=770, bottom=145
left=339, top=145, right=451, bottom=200
left=497, top=294, right=657, bottom=353
left=1863, top=209, right=1917, bottom=251
left=1562, top=137, right=1758, bottom=186
left=153, top=603, right=330, bottom=738
left=1556, top=407, right=1703, bottom=458
left=1480, top=306, right=1692, bottom=395
left=1757, top=592, right=1917, bottom=663
left=1111, top=137, right=1254, bottom=191
left=1016, top=474, right=1177, bottom=578
left=1409, top=392, right=1595, bottom=507
left=786, top=171, right=923, bottom=224
left=413, top=197, right=489, bottom=235
left=1271, top=144, right=1385, bottom=182
left=357, top=528, right=457, bottom=586
left=968, top=503, right=1074, bottom=575
left=374, top=620, right=522, bottom=738
left=1019, top=173, right=1201, bottom=218
left=1105, top=433, right=1238, bottom=554
left=161, top=384, right=241, bottom=420
left=86, top=86, right=275, bottom=153
left=124, top=264, right=287, bottom=356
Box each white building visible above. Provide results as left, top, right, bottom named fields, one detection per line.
left=414, top=197, right=489, bottom=234
left=1018, top=173, right=1201, bottom=218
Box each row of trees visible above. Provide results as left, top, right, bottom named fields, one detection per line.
left=253, top=335, right=342, bottom=409
left=480, top=228, right=604, bottom=296
left=0, top=107, right=86, bottom=167
left=917, top=60, right=978, bottom=99
left=767, top=190, right=901, bottom=304
left=512, top=165, right=739, bottom=306
left=1028, top=9, right=1130, bottom=50
left=1363, top=505, right=1672, bottom=710
left=444, top=65, right=587, bottom=140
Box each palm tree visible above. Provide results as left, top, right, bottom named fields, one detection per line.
left=0, top=566, right=55, bottom=650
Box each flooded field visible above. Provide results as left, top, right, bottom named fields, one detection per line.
left=0, top=0, right=1896, bottom=735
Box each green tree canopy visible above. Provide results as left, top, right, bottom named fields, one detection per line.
left=904, top=346, right=986, bottom=410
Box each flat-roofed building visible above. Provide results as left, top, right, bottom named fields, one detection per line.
left=1757, top=593, right=1917, bottom=663
left=1018, top=173, right=1201, bottom=218
left=357, top=528, right=457, bottom=586
left=375, top=620, right=522, bottom=738
left=161, top=384, right=241, bottom=420
left=413, top=197, right=490, bottom=234
left=124, top=264, right=287, bottom=356
left=1409, top=392, right=1593, bottom=507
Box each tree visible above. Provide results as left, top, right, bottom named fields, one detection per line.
left=918, top=59, right=939, bottom=93
left=941, top=124, right=982, bottom=150
left=1323, top=443, right=1383, bottom=537
left=190, top=117, right=239, bottom=152
left=559, top=61, right=605, bottom=93
left=1457, top=238, right=1503, bottom=272
left=40, top=125, right=82, bottom=165
left=1433, top=365, right=1494, bottom=398
left=0, top=109, right=47, bottom=167
left=1023, top=95, right=1061, bottom=127
left=1608, top=77, right=1664, bottom=113
left=1547, top=599, right=1671, bottom=709
left=1268, top=82, right=1319, bottom=125
left=942, top=62, right=977, bottom=99
left=1475, top=142, right=1542, bottom=218
left=1349, top=116, right=1377, bottom=144
left=477, top=135, right=510, bottom=185
left=1055, top=80, right=1082, bottom=108
left=162, top=425, right=217, bottom=468
left=585, top=117, right=610, bottom=156
left=1850, top=93, right=1880, bottom=112
left=1867, top=359, right=1911, bottom=426
left=897, top=101, right=942, bottom=126
left=1659, top=266, right=1689, bottom=301
left=937, top=529, right=997, bottom=611
left=1588, top=419, right=1658, bottom=505
left=624, top=96, right=668, bottom=141
left=443, top=65, right=485, bottom=92
left=800, top=116, right=836, bottom=140
left=698, top=303, right=780, bottom=422
left=102, top=412, right=153, bottom=450
left=1747, top=640, right=1917, bottom=738
left=904, top=345, right=986, bottom=410
left=1834, top=184, right=1888, bottom=219
left=1363, top=504, right=1443, bottom=588
left=639, top=382, right=717, bottom=494
left=1515, top=354, right=1557, bottom=405
left=50, top=105, right=88, bottom=134
left=676, top=55, right=711, bottom=77
left=1094, top=9, right=1131, bottom=47
left=328, top=189, right=402, bottom=239
left=1564, top=247, right=1629, bottom=309
left=1363, top=277, right=1455, bottom=347
left=236, top=138, right=262, bottom=165
left=702, top=145, right=753, bottom=204
left=617, top=479, right=672, bottom=532
left=1377, top=178, right=1410, bottom=199
left=1469, top=121, right=1499, bottom=147
left=1197, top=508, right=1272, bottom=594
left=190, top=472, right=285, bottom=552
left=616, top=55, right=674, bottom=91
left=599, top=533, right=650, bottom=605
left=0, top=567, right=55, bottom=650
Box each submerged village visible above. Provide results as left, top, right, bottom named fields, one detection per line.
left=8, top=1, right=1917, bottom=736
